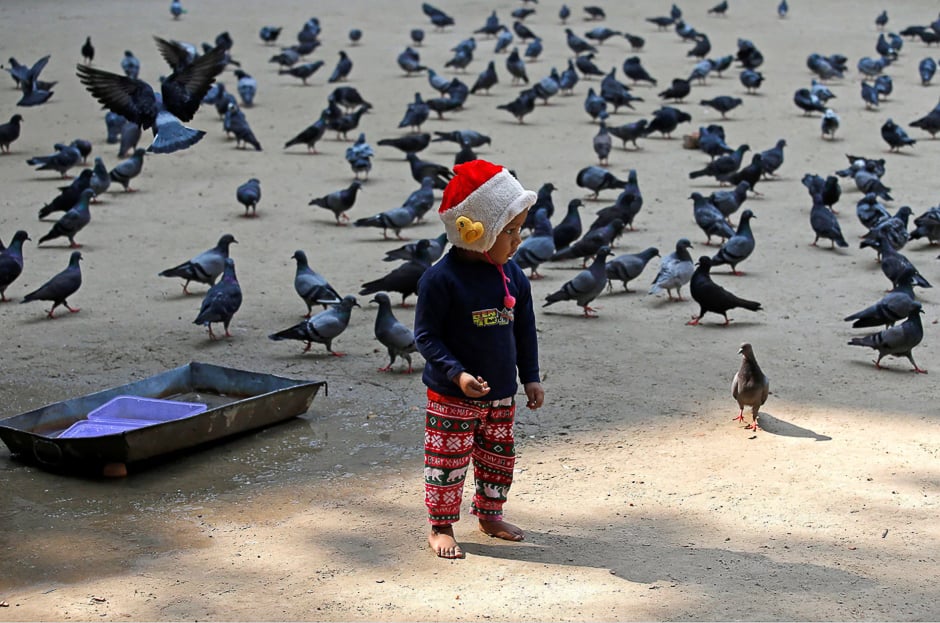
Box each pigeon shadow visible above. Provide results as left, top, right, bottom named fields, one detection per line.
left=756, top=411, right=832, bottom=440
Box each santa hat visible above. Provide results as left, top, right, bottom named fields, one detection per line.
left=438, top=160, right=537, bottom=252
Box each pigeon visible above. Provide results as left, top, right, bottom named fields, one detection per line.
left=259, top=26, right=282, bottom=44
left=623, top=33, right=646, bottom=51
left=371, top=292, right=418, bottom=372
left=740, top=69, right=764, bottom=93
left=21, top=250, right=83, bottom=319
left=793, top=88, right=827, bottom=115
left=475, top=10, right=502, bottom=37
left=224, top=102, right=262, bottom=151
left=731, top=343, right=769, bottom=431
left=855, top=193, right=891, bottom=230
left=583, top=87, right=607, bottom=121
left=595, top=122, right=642, bottom=154
left=37, top=188, right=94, bottom=248
left=565, top=28, right=597, bottom=55
left=309, top=180, right=363, bottom=224
left=844, top=278, right=918, bottom=328
left=396, top=47, right=426, bottom=76
left=848, top=304, right=926, bottom=373
left=328, top=51, right=353, bottom=83
left=0, top=230, right=29, bottom=301
left=377, top=133, right=431, bottom=159
left=444, top=45, right=473, bottom=72
left=470, top=60, right=499, bottom=94
left=233, top=69, right=256, bottom=107
left=875, top=238, right=932, bottom=289
left=644, top=106, right=692, bottom=137
left=881, top=118, right=916, bottom=152
left=349, top=28, right=363, bottom=44
left=777, top=0, right=788, bottom=18
left=423, top=2, right=455, bottom=29
left=709, top=1, right=730, bottom=16
left=717, top=153, right=765, bottom=193
left=407, top=152, right=452, bottom=189
left=543, top=246, right=613, bottom=317
left=279, top=61, right=325, bottom=84
left=709, top=181, right=750, bottom=221
left=605, top=247, right=659, bottom=293
left=688, top=34, right=713, bottom=60
left=359, top=239, right=431, bottom=306
left=692, top=192, right=736, bottom=245
left=345, top=132, right=374, bottom=180
left=291, top=250, right=342, bottom=316
left=861, top=81, right=880, bottom=109
left=620, top=56, right=656, bottom=86
left=524, top=37, right=543, bottom=60
left=383, top=233, right=448, bottom=263
left=558, top=60, right=580, bottom=94
left=513, top=208, right=555, bottom=279
left=584, top=6, right=606, bottom=21
left=269, top=295, right=360, bottom=356
left=170, top=0, right=185, bottom=19
left=109, top=147, right=145, bottom=191
left=398, top=93, right=430, bottom=132
left=236, top=178, right=261, bottom=217
left=193, top=258, right=242, bottom=340
left=874, top=75, right=893, bottom=99
left=689, top=144, right=749, bottom=181
left=589, top=188, right=641, bottom=232
left=76, top=38, right=227, bottom=153
left=710, top=209, right=756, bottom=274
left=909, top=107, right=940, bottom=138
left=697, top=126, right=735, bottom=160
left=81, top=36, right=95, bottom=64
left=586, top=26, right=622, bottom=44
left=648, top=238, right=695, bottom=301
left=433, top=129, right=492, bottom=149
left=687, top=256, right=762, bottom=325
left=574, top=53, right=605, bottom=79
left=411, top=28, right=426, bottom=46
left=821, top=109, right=840, bottom=139
left=551, top=218, right=624, bottom=266
left=875, top=10, right=888, bottom=30
left=26, top=141, right=83, bottom=177
left=860, top=205, right=912, bottom=253
left=104, top=111, right=126, bottom=144
left=88, top=157, right=111, bottom=197
left=497, top=88, right=538, bottom=123
left=918, top=57, right=937, bottom=85
left=284, top=118, right=327, bottom=153
left=353, top=199, right=418, bottom=239
left=159, top=233, right=237, bottom=294
left=0, top=114, right=23, bottom=153
left=593, top=122, right=612, bottom=165
left=758, top=139, right=786, bottom=178
left=576, top=166, right=627, bottom=199
left=15, top=55, right=55, bottom=107
left=810, top=193, right=848, bottom=248
left=329, top=86, right=372, bottom=111
left=37, top=169, right=92, bottom=219
left=505, top=48, right=528, bottom=84
left=658, top=78, right=691, bottom=102
left=552, top=199, right=583, bottom=251
left=402, top=177, right=437, bottom=222
left=909, top=206, right=940, bottom=244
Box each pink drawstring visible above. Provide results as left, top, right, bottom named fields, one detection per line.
left=485, top=252, right=516, bottom=309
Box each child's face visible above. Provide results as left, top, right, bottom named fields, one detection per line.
left=487, top=208, right=529, bottom=265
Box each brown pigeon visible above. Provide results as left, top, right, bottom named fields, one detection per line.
left=731, top=343, right=769, bottom=431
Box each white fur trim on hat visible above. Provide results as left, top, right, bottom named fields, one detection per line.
left=439, top=169, right=537, bottom=252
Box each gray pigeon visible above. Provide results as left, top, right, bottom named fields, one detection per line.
left=383, top=233, right=447, bottom=263
left=224, top=102, right=262, bottom=151
left=543, top=246, right=613, bottom=317
left=193, top=257, right=242, bottom=340
left=709, top=181, right=750, bottom=221
left=0, top=230, right=29, bottom=301
left=21, top=250, right=82, bottom=318
left=399, top=93, right=430, bottom=132
left=731, top=343, right=769, bottom=431
left=309, top=180, right=363, bottom=224
left=844, top=277, right=917, bottom=328
left=118, top=120, right=142, bottom=158
left=605, top=246, right=659, bottom=292
left=159, top=233, right=237, bottom=294
left=359, top=239, right=431, bottom=306
left=109, top=147, right=145, bottom=191
left=593, top=121, right=612, bottom=165
left=234, top=69, right=257, bottom=107
left=16, top=55, right=54, bottom=107
left=371, top=292, right=418, bottom=372
left=648, top=238, right=695, bottom=301
left=292, top=249, right=342, bottom=317
left=236, top=178, right=261, bottom=217
left=0, top=114, right=24, bottom=153
left=269, top=295, right=360, bottom=355
left=691, top=192, right=735, bottom=245
left=575, top=166, right=627, bottom=199
left=513, top=208, right=555, bottom=279
left=37, top=188, right=94, bottom=247
left=284, top=118, right=327, bottom=153
left=26, top=141, right=82, bottom=177
left=353, top=201, right=417, bottom=239
left=848, top=304, right=926, bottom=373
left=89, top=157, right=111, bottom=197
left=710, top=209, right=756, bottom=274
left=810, top=192, right=849, bottom=248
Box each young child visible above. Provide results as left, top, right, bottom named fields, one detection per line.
left=414, top=159, right=545, bottom=559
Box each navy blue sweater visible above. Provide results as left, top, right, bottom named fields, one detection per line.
left=414, top=249, right=540, bottom=401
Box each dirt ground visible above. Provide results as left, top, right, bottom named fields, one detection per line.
left=2, top=0, right=940, bottom=620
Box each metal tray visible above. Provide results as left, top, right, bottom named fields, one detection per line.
left=0, top=362, right=326, bottom=474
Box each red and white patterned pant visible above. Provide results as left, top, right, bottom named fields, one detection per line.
left=424, top=389, right=516, bottom=526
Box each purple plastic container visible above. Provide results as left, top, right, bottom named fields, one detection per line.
left=58, top=419, right=150, bottom=438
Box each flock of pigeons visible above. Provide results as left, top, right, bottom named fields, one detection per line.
left=1, top=1, right=939, bottom=431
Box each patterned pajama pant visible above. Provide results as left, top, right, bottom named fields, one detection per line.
left=424, top=389, right=516, bottom=526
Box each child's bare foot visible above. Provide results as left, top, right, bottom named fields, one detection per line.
left=478, top=519, right=525, bottom=541
left=429, top=525, right=464, bottom=559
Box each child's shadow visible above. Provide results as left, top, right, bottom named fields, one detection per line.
left=758, top=411, right=831, bottom=441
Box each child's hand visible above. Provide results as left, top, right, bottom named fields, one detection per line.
left=523, top=382, right=544, bottom=410
left=457, top=372, right=490, bottom=398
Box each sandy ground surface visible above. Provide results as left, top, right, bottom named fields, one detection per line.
left=2, top=0, right=940, bottom=620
